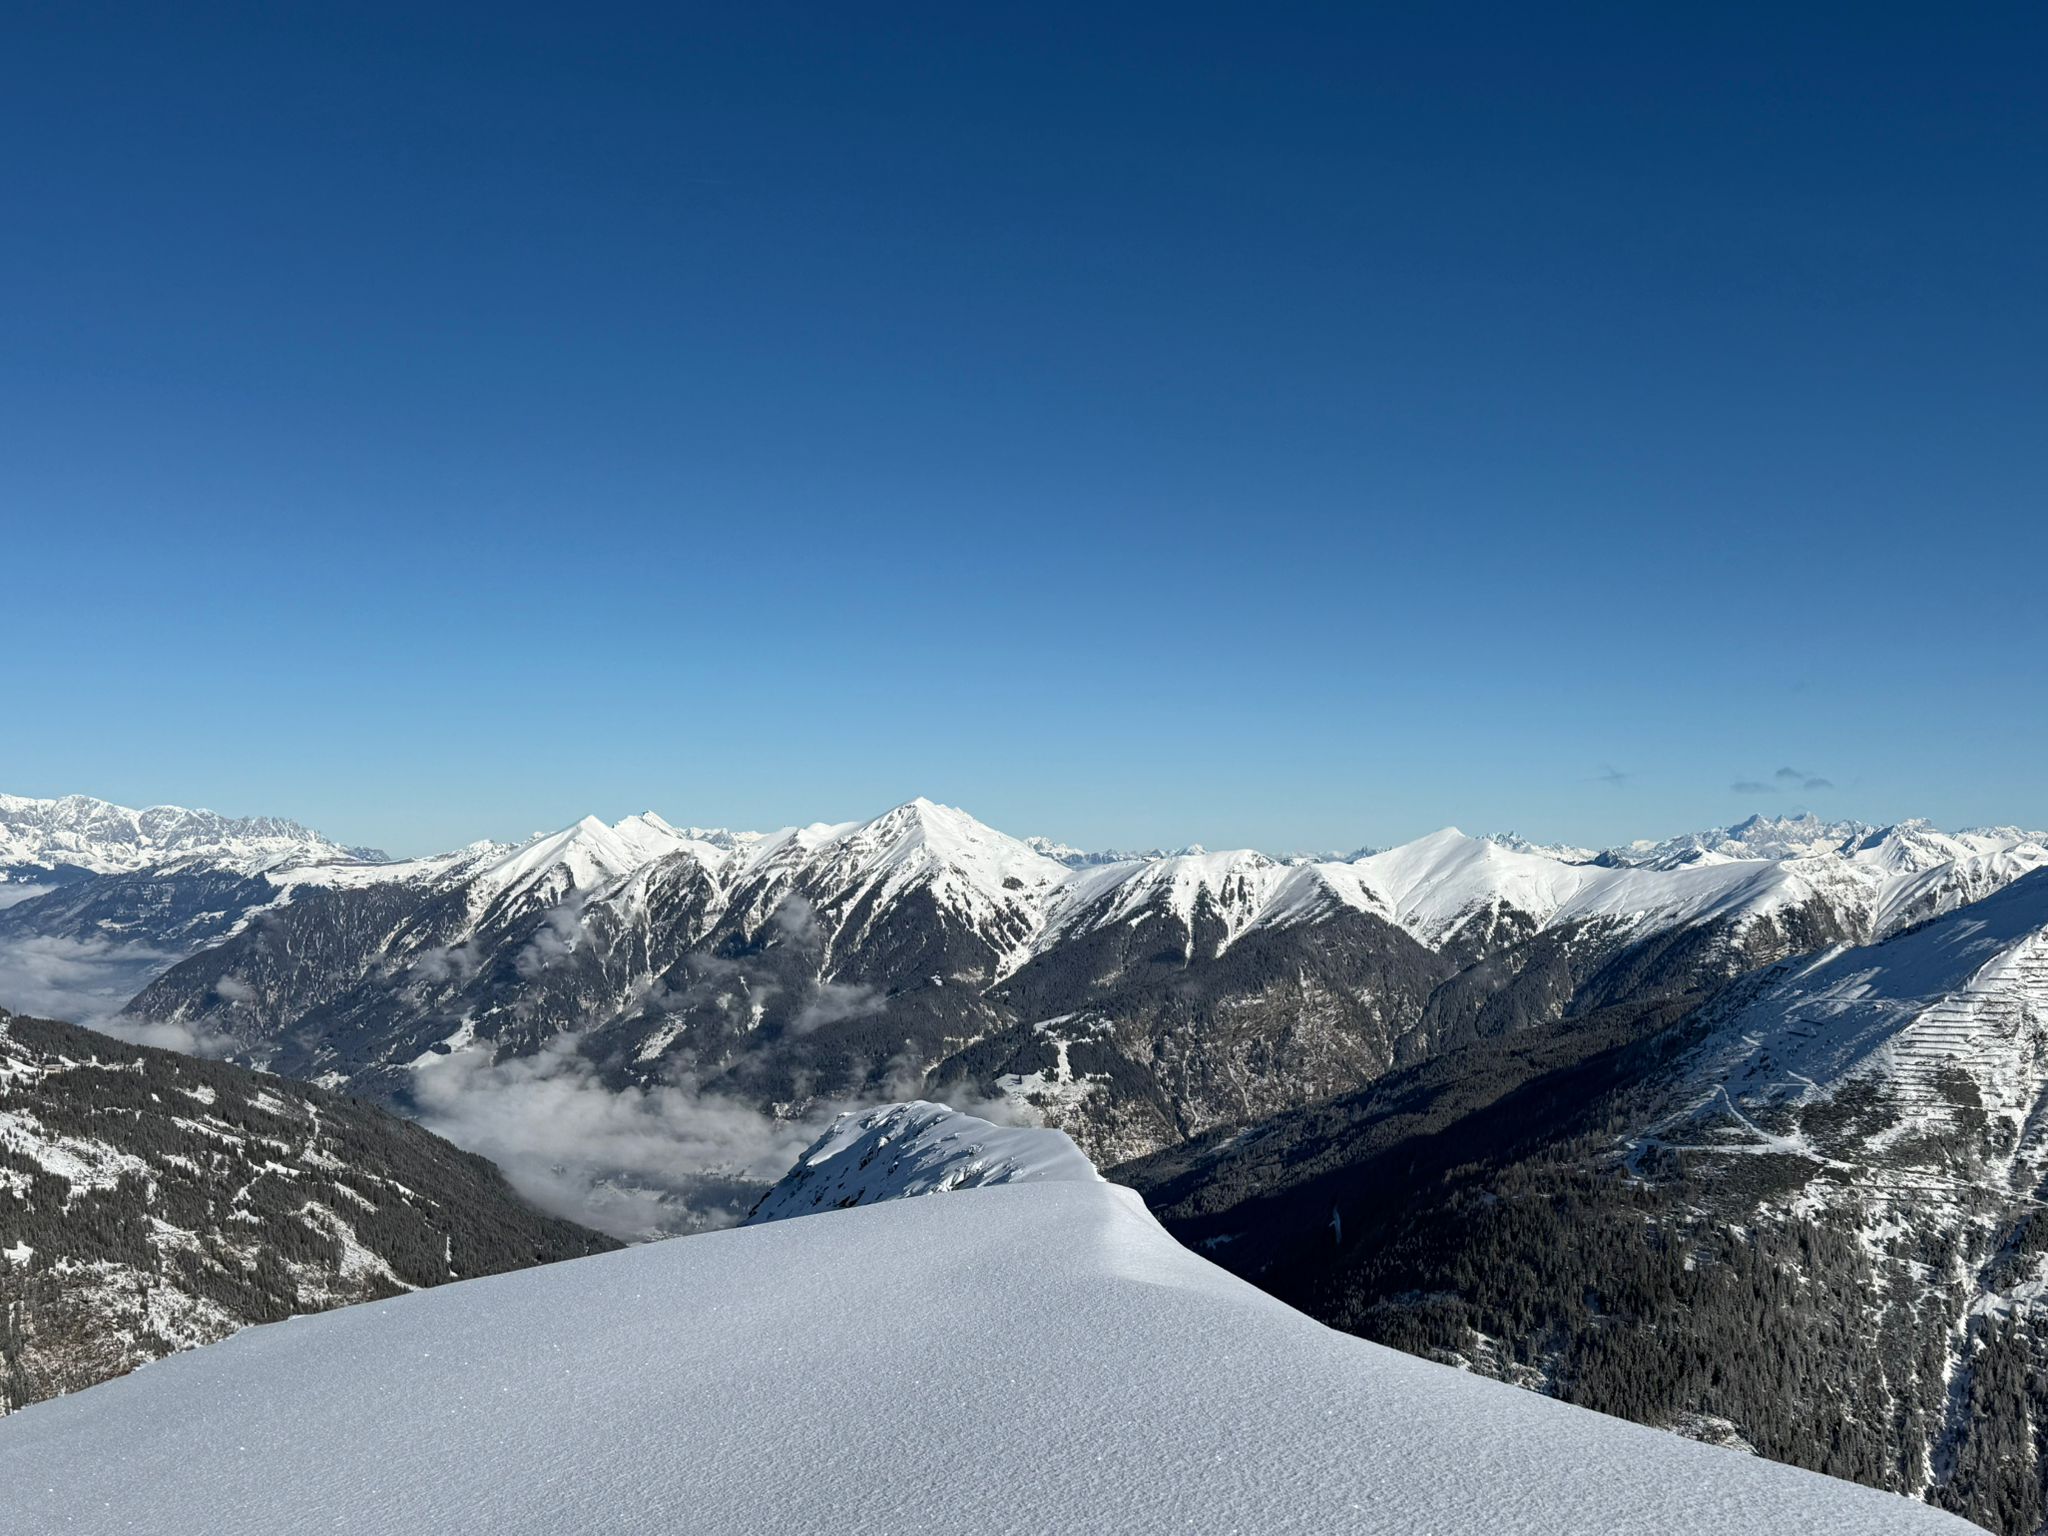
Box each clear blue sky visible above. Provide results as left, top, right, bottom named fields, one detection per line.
left=4, top=4, right=2043, bottom=856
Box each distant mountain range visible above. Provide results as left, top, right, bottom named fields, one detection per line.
left=4, top=792, right=2044, bottom=1221
left=0, top=791, right=382, bottom=882
left=7, top=787, right=2048, bottom=1528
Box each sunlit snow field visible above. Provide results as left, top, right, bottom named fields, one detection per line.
left=0, top=1177, right=1972, bottom=1535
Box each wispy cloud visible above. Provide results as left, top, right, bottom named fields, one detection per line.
left=1734, top=765, right=1835, bottom=795
left=514, top=905, right=583, bottom=979
left=0, top=934, right=190, bottom=1035
left=790, top=979, right=884, bottom=1035
left=1775, top=765, right=1833, bottom=790
left=408, top=1036, right=845, bottom=1240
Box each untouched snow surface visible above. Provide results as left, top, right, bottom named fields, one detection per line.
left=0, top=1180, right=1972, bottom=1534
left=743, top=1100, right=1098, bottom=1222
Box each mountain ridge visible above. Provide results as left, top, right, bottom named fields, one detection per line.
left=1120, top=873, right=2048, bottom=1533
left=7, top=788, right=2045, bottom=1237
left=0, top=1007, right=615, bottom=1413
left=0, top=792, right=383, bottom=880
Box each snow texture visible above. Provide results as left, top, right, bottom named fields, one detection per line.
left=1669, top=866, right=2048, bottom=1132
left=743, top=1100, right=1098, bottom=1223
left=0, top=1175, right=1974, bottom=1535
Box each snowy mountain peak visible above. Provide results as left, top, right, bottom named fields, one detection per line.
left=1023, top=833, right=1087, bottom=861
left=821, top=799, right=1070, bottom=904
left=1616, top=813, right=1876, bottom=870
left=459, top=811, right=718, bottom=918
left=0, top=790, right=382, bottom=876
left=1486, top=831, right=1601, bottom=863
left=1046, top=845, right=1302, bottom=957
left=1348, top=826, right=1598, bottom=946
left=1025, top=834, right=1188, bottom=868
left=744, top=1101, right=1098, bottom=1224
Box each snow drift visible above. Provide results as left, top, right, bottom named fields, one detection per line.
left=0, top=1152, right=1970, bottom=1533
left=743, top=1099, right=1098, bottom=1223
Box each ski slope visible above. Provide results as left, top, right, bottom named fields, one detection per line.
left=0, top=1180, right=1971, bottom=1534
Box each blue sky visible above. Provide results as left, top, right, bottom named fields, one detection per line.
left=4, top=4, right=2043, bottom=857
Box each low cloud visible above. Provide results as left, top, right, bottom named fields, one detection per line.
left=790, top=979, right=884, bottom=1035
left=772, top=894, right=826, bottom=946
left=409, top=1036, right=848, bottom=1240
left=0, top=932, right=238, bottom=1056
left=396, top=893, right=1025, bottom=1235
left=98, top=1016, right=238, bottom=1057
left=407, top=942, right=481, bottom=986
left=515, top=906, right=583, bottom=979
left=0, top=933, right=189, bottom=1033
left=875, top=1044, right=1036, bottom=1128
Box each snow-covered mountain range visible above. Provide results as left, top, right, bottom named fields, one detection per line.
left=260, top=802, right=2048, bottom=963
left=10, top=788, right=2048, bottom=1528
left=2, top=791, right=2040, bottom=1231
left=0, top=792, right=381, bottom=880
left=0, top=1105, right=1970, bottom=1536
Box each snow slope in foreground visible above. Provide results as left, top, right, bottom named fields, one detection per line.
left=0, top=1183, right=1971, bottom=1535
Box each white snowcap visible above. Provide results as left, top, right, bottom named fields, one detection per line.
left=744, top=1100, right=1098, bottom=1224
